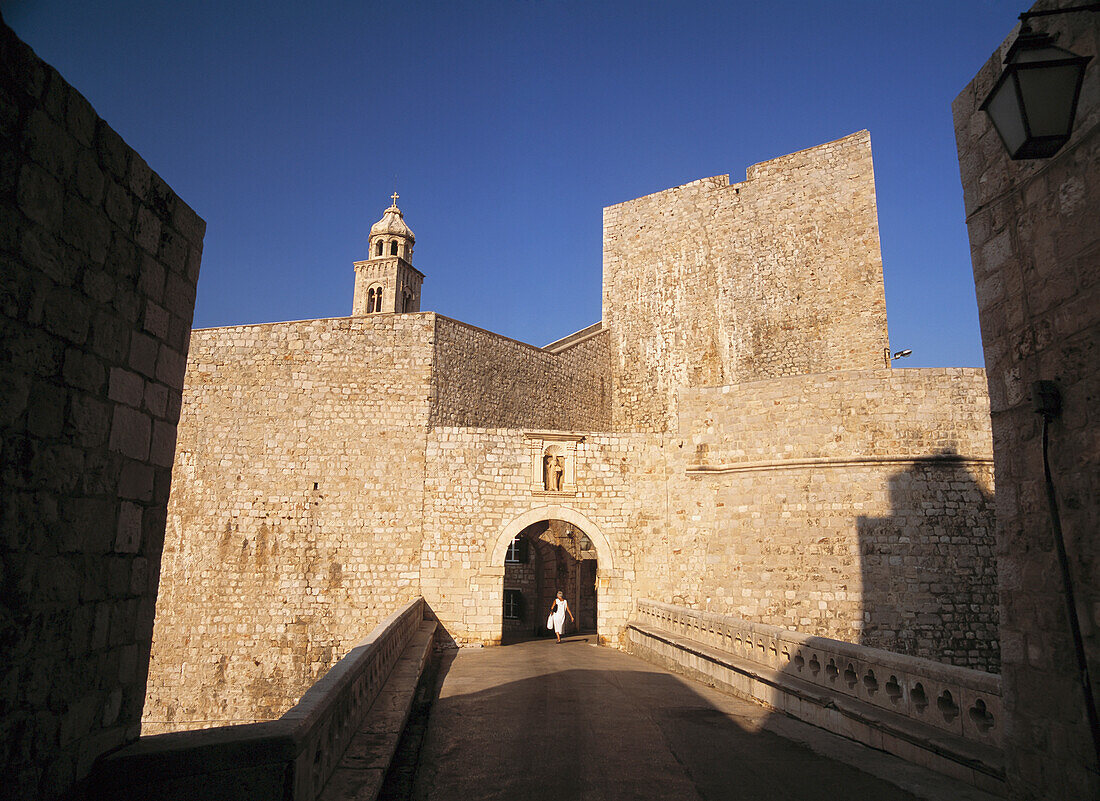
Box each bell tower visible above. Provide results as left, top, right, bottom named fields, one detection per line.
left=352, top=194, right=424, bottom=315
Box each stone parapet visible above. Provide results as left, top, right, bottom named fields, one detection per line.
left=629, top=600, right=1004, bottom=794
left=94, top=598, right=434, bottom=801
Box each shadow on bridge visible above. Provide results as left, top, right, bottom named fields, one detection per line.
left=403, top=638, right=926, bottom=801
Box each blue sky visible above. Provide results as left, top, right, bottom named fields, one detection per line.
left=5, top=1, right=1020, bottom=365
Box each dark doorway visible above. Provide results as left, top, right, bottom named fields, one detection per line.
left=501, top=520, right=598, bottom=643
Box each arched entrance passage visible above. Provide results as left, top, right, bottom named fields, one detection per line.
left=492, top=507, right=613, bottom=643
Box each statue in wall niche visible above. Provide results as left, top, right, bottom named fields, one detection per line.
left=544, top=455, right=564, bottom=492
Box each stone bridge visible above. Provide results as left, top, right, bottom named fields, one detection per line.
left=90, top=598, right=1003, bottom=801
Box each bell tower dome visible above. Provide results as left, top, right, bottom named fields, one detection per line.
left=352, top=193, right=424, bottom=315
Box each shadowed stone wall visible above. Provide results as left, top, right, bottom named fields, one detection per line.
left=654, top=368, right=997, bottom=671
left=0, top=18, right=204, bottom=800
left=431, top=316, right=611, bottom=430
left=602, top=130, right=889, bottom=433
left=953, top=1, right=1100, bottom=797
left=143, top=136, right=999, bottom=743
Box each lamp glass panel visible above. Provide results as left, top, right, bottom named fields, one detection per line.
left=986, top=74, right=1027, bottom=154
left=1018, top=64, right=1081, bottom=136
left=1014, top=44, right=1073, bottom=64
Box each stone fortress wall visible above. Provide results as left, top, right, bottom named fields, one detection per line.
left=953, top=2, right=1099, bottom=796
left=430, top=316, right=611, bottom=430
left=602, top=130, right=889, bottom=433
left=143, top=312, right=617, bottom=730
left=0, top=19, right=205, bottom=799
left=143, top=131, right=999, bottom=732
left=663, top=368, right=997, bottom=670
left=143, top=315, right=435, bottom=732
left=419, top=368, right=995, bottom=672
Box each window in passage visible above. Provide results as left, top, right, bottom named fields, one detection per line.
left=376, top=240, right=384, bottom=256
left=390, top=240, right=399, bottom=256
left=505, top=535, right=528, bottom=563
left=503, top=589, right=525, bottom=620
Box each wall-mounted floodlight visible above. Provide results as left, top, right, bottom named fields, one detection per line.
left=884, top=348, right=913, bottom=367
left=980, top=5, right=1097, bottom=159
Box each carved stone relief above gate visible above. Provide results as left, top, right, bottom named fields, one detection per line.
left=523, top=431, right=585, bottom=495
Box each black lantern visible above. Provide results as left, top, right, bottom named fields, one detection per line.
left=980, top=26, right=1091, bottom=159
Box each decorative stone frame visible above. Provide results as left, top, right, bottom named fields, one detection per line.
left=523, top=431, right=584, bottom=495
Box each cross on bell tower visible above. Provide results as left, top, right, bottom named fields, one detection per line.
left=352, top=195, right=425, bottom=316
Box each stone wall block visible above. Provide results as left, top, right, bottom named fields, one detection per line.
left=64, top=89, right=96, bottom=149
left=108, top=406, right=150, bottom=461
left=17, top=161, right=62, bottom=230
left=81, top=267, right=115, bottom=306
left=58, top=497, right=115, bottom=555
left=26, top=378, right=64, bottom=438
left=101, top=179, right=133, bottom=231
left=139, top=506, right=166, bottom=557
left=127, top=330, right=157, bottom=378
left=126, top=153, right=151, bottom=203
left=73, top=148, right=103, bottom=205
left=171, top=201, right=206, bottom=249
left=68, top=393, right=110, bottom=449
left=111, top=284, right=141, bottom=327
left=142, top=381, right=167, bottom=419
left=61, top=195, right=109, bottom=264
left=154, top=344, right=186, bottom=390
left=39, top=68, right=69, bottom=123
left=93, top=119, right=128, bottom=181
left=0, top=368, right=31, bottom=427
left=147, top=172, right=176, bottom=221
left=19, top=227, right=69, bottom=289
left=141, top=300, right=168, bottom=340
left=90, top=310, right=128, bottom=363
left=43, top=287, right=91, bottom=346
left=149, top=420, right=176, bottom=468
left=135, top=254, right=165, bottom=304
left=163, top=270, right=196, bottom=319
left=114, top=502, right=142, bottom=554
left=21, top=109, right=74, bottom=179
left=156, top=225, right=187, bottom=276
left=62, top=348, right=104, bottom=394
left=185, top=245, right=201, bottom=283
left=0, top=32, right=46, bottom=100
left=132, top=206, right=160, bottom=257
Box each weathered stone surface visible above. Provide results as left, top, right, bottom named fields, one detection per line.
left=0, top=19, right=204, bottom=800
left=146, top=152, right=997, bottom=738
left=603, top=130, right=889, bottom=433
left=952, top=3, right=1100, bottom=799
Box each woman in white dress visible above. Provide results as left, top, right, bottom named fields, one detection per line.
left=550, top=590, right=575, bottom=643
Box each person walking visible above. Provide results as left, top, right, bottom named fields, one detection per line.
left=549, top=591, right=575, bottom=643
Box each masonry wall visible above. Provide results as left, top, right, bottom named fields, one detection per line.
left=142, top=315, right=433, bottom=733
left=420, top=427, right=657, bottom=646
left=431, top=315, right=611, bottom=430
left=602, top=130, right=889, bottom=432
left=417, top=368, right=997, bottom=673
left=953, top=2, right=1100, bottom=796
left=0, top=21, right=204, bottom=800
left=652, top=368, right=998, bottom=671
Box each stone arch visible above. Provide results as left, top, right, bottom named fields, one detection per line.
left=491, top=505, right=614, bottom=572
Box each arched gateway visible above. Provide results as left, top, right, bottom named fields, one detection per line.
left=491, top=507, right=614, bottom=642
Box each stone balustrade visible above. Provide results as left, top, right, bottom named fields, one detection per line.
left=628, top=599, right=1003, bottom=794
left=91, top=597, right=434, bottom=801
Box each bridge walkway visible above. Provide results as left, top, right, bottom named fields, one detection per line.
left=403, top=634, right=1000, bottom=801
